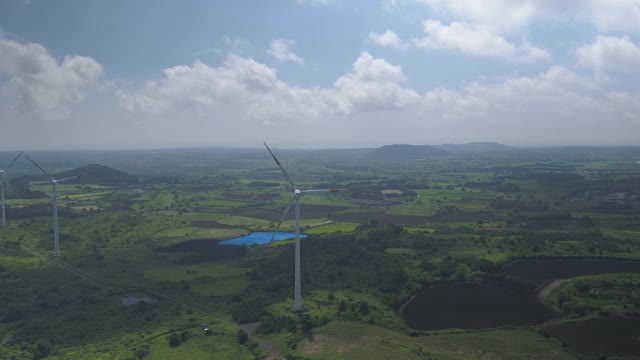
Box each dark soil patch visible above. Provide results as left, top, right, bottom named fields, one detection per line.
left=190, top=220, right=237, bottom=229
left=253, top=193, right=278, bottom=201
left=335, top=212, right=428, bottom=225
left=224, top=206, right=281, bottom=221
left=543, top=316, right=640, bottom=357
left=227, top=204, right=348, bottom=221
left=297, top=204, right=348, bottom=218
left=223, top=193, right=253, bottom=201
left=400, top=282, right=559, bottom=330
left=500, top=258, right=640, bottom=287
left=157, top=239, right=247, bottom=264
left=428, top=210, right=495, bottom=222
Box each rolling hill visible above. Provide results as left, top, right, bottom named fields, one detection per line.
left=370, top=144, right=448, bottom=159
left=13, top=164, right=139, bottom=186
left=434, top=142, right=514, bottom=152
left=52, top=164, right=139, bottom=185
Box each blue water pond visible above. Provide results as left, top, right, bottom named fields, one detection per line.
left=220, top=231, right=307, bottom=246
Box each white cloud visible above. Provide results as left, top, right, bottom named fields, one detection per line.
left=416, top=66, right=640, bottom=145
left=0, top=38, right=103, bottom=120
left=126, top=51, right=640, bottom=147
left=586, top=0, right=640, bottom=33
left=416, top=0, right=538, bottom=32
left=114, top=49, right=640, bottom=147
left=333, top=52, right=420, bottom=112
left=118, top=55, right=280, bottom=115
left=606, top=91, right=640, bottom=120
left=348, top=51, right=405, bottom=82
left=416, top=0, right=640, bottom=34
left=577, top=35, right=640, bottom=74
left=118, top=51, right=419, bottom=122
left=2, top=42, right=638, bottom=149
left=267, top=39, right=304, bottom=64
left=413, top=20, right=551, bottom=62
left=369, top=30, right=409, bottom=50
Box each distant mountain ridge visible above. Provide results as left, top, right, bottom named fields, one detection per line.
left=17, top=164, right=138, bottom=186
left=52, top=164, right=139, bottom=185
left=434, top=142, right=513, bottom=152
left=370, top=144, right=448, bottom=159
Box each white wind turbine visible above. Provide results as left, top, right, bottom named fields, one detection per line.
left=264, top=143, right=349, bottom=312
left=1, top=152, right=23, bottom=228
left=25, top=155, right=77, bottom=257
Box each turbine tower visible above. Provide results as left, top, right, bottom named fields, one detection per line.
left=1, top=152, right=23, bottom=228
left=25, top=155, right=77, bottom=257
left=264, top=143, right=349, bottom=312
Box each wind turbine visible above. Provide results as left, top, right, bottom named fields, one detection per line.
left=24, top=155, right=77, bottom=257
left=1, top=152, right=23, bottom=228
left=264, top=143, right=349, bottom=312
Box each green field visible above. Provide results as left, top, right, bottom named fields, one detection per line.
left=2, top=147, right=640, bottom=359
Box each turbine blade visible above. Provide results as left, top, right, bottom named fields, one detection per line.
left=6, top=152, right=23, bottom=168
left=300, top=188, right=350, bottom=195
left=56, top=176, right=78, bottom=183
left=24, top=154, right=51, bottom=178
left=271, top=195, right=296, bottom=241
left=263, top=142, right=296, bottom=190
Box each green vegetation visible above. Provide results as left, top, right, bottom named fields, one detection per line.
left=277, top=320, right=574, bottom=360
left=547, top=274, right=640, bottom=317
left=1, top=146, right=640, bottom=359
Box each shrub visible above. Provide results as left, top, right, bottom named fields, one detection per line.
left=236, top=330, right=248, bottom=344
left=168, top=333, right=182, bottom=347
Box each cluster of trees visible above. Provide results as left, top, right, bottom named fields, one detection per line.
left=491, top=196, right=548, bottom=211
left=465, top=180, right=521, bottom=193
left=167, top=330, right=189, bottom=347
left=422, top=256, right=500, bottom=282
left=247, top=181, right=280, bottom=188
left=231, top=223, right=418, bottom=323
left=5, top=178, right=48, bottom=199
left=255, top=297, right=372, bottom=337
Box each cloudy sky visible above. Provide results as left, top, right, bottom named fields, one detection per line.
left=1, top=0, right=639, bottom=150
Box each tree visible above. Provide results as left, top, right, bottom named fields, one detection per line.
left=236, top=329, right=248, bottom=344
left=358, top=300, right=370, bottom=315
left=168, top=333, right=182, bottom=347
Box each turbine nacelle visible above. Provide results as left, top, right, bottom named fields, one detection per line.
left=264, top=142, right=350, bottom=312
left=52, top=176, right=78, bottom=184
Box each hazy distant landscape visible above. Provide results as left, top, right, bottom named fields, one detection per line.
left=3, top=1, right=640, bottom=359
left=1, top=144, right=640, bottom=359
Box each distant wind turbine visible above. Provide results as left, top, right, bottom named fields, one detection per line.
left=264, top=143, right=349, bottom=312
left=1, top=152, right=23, bottom=228
left=24, top=155, right=77, bottom=257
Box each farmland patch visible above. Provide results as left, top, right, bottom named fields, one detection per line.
left=335, top=212, right=428, bottom=225
left=400, top=282, right=559, bottom=330
left=190, top=220, right=237, bottom=229
left=543, top=316, right=640, bottom=357
left=227, top=204, right=348, bottom=221
left=500, top=258, right=640, bottom=286
left=156, top=238, right=247, bottom=263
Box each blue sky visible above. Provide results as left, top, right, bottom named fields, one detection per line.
left=1, top=0, right=639, bottom=150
